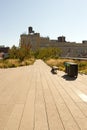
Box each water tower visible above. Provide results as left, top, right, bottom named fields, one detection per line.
left=28, top=26, right=33, bottom=34
left=58, top=36, right=66, bottom=42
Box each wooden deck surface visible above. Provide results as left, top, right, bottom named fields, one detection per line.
left=0, top=59, right=87, bottom=130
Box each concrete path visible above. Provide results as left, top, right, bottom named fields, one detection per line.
left=0, top=59, right=87, bottom=130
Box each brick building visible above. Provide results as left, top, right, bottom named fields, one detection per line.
left=19, top=27, right=87, bottom=58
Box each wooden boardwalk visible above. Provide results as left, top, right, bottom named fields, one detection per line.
left=0, top=59, right=87, bottom=130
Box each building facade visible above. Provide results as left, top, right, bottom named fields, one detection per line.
left=20, top=27, right=87, bottom=58
left=0, top=46, right=9, bottom=59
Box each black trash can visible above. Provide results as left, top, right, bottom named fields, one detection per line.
left=64, top=62, right=78, bottom=77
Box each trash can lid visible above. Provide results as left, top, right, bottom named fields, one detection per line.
left=64, top=62, right=77, bottom=66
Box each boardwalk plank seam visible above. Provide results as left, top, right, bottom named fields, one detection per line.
left=40, top=61, right=81, bottom=130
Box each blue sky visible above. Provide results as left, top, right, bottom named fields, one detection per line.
left=0, top=0, right=87, bottom=47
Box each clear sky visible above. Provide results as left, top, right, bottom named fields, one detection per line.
left=0, top=0, right=87, bottom=47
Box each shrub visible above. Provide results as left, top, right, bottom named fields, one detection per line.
left=34, top=47, right=61, bottom=59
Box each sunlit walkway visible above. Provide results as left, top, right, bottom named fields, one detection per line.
left=0, top=60, right=87, bottom=130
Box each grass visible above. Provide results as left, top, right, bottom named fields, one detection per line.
left=0, top=58, right=35, bottom=68
left=45, top=58, right=74, bottom=71
left=76, top=60, right=87, bottom=74
left=0, top=57, right=87, bottom=75
left=45, top=58, right=87, bottom=74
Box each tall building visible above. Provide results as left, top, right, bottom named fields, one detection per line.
left=19, top=27, right=87, bottom=58
left=20, top=27, right=49, bottom=50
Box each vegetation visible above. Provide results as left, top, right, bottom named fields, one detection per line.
left=75, top=60, right=87, bottom=74
left=45, top=58, right=74, bottom=71
left=0, top=46, right=61, bottom=68
left=34, top=47, right=61, bottom=60
left=0, top=59, right=35, bottom=68
left=9, top=45, right=31, bottom=61
left=45, top=58, right=87, bottom=74
left=0, top=45, right=34, bottom=68
left=0, top=46, right=87, bottom=74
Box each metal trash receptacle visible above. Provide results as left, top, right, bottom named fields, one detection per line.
left=64, top=62, right=78, bottom=77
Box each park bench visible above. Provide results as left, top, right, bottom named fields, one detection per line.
left=51, top=66, right=59, bottom=74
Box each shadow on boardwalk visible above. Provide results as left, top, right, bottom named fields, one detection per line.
left=62, top=74, right=77, bottom=81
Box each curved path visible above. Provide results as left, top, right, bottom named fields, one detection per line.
left=0, top=60, right=87, bottom=130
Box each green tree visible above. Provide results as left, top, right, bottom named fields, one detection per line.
left=34, top=47, right=61, bottom=59
left=9, top=45, right=18, bottom=59
left=9, top=45, right=31, bottom=61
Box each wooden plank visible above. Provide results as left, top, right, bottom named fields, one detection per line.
left=4, top=104, right=24, bottom=130
left=40, top=70, right=64, bottom=130
left=0, top=104, right=14, bottom=130
left=19, top=67, right=36, bottom=130
left=0, top=67, right=27, bottom=104
left=76, top=118, right=87, bottom=130
left=43, top=73, right=80, bottom=130
left=0, top=60, right=87, bottom=130
left=34, top=67, right=48, bottom=130
left=41, top=62, right=87, bottom=130
left=57, top=103, right=80, bottom=130
left=76, top=102, right=87, bottom=117
left=9, top=66, right=33, bottom=104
